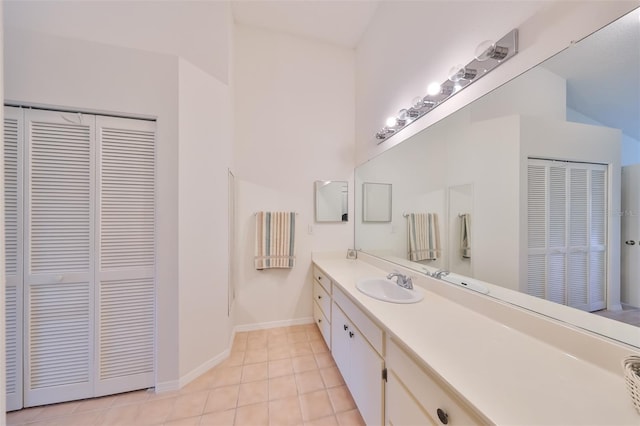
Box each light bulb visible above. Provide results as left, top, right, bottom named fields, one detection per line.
left=427, top=82, right=441, bottom=96
left=422, top=96, right=437, bottom=109
left=396, top=109, right=408, bottom=125
left=386, top=116, right=397, bottom=127
left=448, top=65, right=465, bottom=82
left=411, top=96, right=423, bottom=109
left=454, top=83, right=462, bottom=92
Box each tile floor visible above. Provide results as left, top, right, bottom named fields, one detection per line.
left=6, top=324, right=365, bottom=426
left=593, top=304, right=640, bottom=327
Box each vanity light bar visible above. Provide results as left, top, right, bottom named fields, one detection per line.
left=375, top=29, right=519, bottom=143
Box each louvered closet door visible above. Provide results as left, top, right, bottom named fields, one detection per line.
left=527, top=159, right=607, bottom=312
left=4, top=107, right=24, bottom=411
left=23, top=109, right=96, bottom=407
left=95, top=116, right=155, bottom=396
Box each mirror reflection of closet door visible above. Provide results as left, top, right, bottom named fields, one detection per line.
left=527, top=159, right=607, bottom=312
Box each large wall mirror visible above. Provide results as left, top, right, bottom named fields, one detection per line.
left=355, top=8, right=640, bottom=348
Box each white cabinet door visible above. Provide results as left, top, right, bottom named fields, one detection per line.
left=331, top=301, right=384, bottom=426
left=330, top=302, right=351, bottom=380
left=349, top=324, right=384, bottom=426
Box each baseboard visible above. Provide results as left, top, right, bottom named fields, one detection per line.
left=154, top=380, right=180, bottom=393
left=233, top=316, right=314, bottom=333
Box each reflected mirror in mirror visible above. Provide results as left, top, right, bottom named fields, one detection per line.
left=355, top=7, right=640, bottom=348
left=363, top=182, right=392, bottom=222
left=315, top=180, right=348, bottom=222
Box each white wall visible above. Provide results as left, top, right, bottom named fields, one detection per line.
left=355, top=1, right=639, bottom=164
left=233, top=24, right=354, bottom=327
left=177, top=58, right=232, bottom=381
left=4, top=0, right=231, bottom=84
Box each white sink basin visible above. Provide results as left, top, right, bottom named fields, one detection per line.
left=356, top=278, right=424, bottom=304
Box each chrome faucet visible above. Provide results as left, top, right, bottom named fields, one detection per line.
left=432, top=269, right=450, bottom=279
left=386, top=272, right=413, bottom=290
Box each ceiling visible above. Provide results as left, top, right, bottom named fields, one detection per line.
left=541, top=8, right=639, bottom=141
left=231, top=0, right=380, bottom=48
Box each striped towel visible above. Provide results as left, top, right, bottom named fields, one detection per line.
left=255, top=211, right=296, bottom=270
left=407, top=213, right=440, bottom=261
left=460, top=213, right=471, bottom=259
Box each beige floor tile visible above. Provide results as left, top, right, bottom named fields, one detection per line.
left=234, top=402, right=269, bottom=426
left=181, top=375, right=214, bottom=394
left=290, top=342, right=313, bottom=357
left=288, top=325, right=308, bottom=333
left=164, top=415, right=201, bottom=426
left=31, top=401, right=81, bottom=421
left=267, top=334, right=288, bottom=347
left=268, top=396, right=303, bottom=425
left=335, top=409, right=365, bottom=426
left=306, top=329, right=323, bottom=342
left=244, top=349, right=269, bottom=365
left=135, top=397, right=176, bottom=425
left=247, top=335, right=268, bottom=350
left=326, top=386, right=355, bottom=414
left=295, top=370, right=325, bottom=395
left=267, top=327, right=287, bottom=336
left=319, top=367, right=344, bottom=388
left=299, top=390, right=334, bottom=422
left=287, top=331, right=308, bottom=343
left=268, top=375, right=298, bottom=401
left=241, top=362, right=269, bottom=383
left=199, top=409, right=236, bottom=426
left=268, top=345, right=291, bottom=361
left=74, top=395, right=117, bottom=412
left=237, top=380, right=269, bottom=407
left=248, top=330, right=268, bottom=339
left=100, top=402, right=140, bottom=425
left=167, top=390, right=208, bottom=421
left=210, top=366, right=242, bottom=388
left=7, top=407, right=45, bottom=424
left=203, top=385, right=239, bottom=414
left=268, top=359, right=294, bottom=378
left=304, top=415, right=338, bottom=426
left=310, top=340, right=329, bottom=354
left=314, top=353, right=336, bottom=369
left=231, top=339, right=247, bottom=353
left=52, top=409, right=106, bottom=426
left=220, top=351, right=245, bottom=368
left=111, top=390, right=151, bottom=406
left=292, top=355, right=318, bottom=373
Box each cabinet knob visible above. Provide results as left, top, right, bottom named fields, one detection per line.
left=318, top=276, right=322, bottom=280
left=318, top=295, right=322, bottom=299
left=436, top=408, right=449, bottom=425
left=318, top=318, right=322, bottom=323
left=343, top=324, right=348, bottom=331
left=349, top=331, right=354, bottom=338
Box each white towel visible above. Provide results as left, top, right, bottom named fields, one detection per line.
left=460, top=213, right=471, bottom=259
left=255, top=211, right=296, bottom=270
left=407, top=213, right=440, bottom=261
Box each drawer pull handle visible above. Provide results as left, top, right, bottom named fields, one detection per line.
left=343, top=324, right=348, bottom=331
left=349, top=331, right=354, bottom=338
left=436, top=408, right=449, bottom=424
left=318, top=295, right=322, bottom=299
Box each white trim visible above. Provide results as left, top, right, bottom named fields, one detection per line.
left=154, top=380, right=180, bottom=393
left=233, top=317, right=314, bottom=333
left=176, top=349, right=230, bottom=390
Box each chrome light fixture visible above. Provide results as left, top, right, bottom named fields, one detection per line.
left=375, top=29, right=518, bottom=143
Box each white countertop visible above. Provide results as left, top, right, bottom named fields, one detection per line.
left=313, top=255, right=640, bottom=425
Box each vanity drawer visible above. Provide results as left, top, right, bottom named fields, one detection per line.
left=313, top=266, right=331, bottom=293
left=333, top=286, right=383, bottom=356
left=387, top=370, right=434, bottom=426
left=313, top=301, right=331, bottom=349
left=387, top=338, right=484, bottom=425
left=313, top=280, right=331, bottom=318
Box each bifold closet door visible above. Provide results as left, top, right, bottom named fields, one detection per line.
left=95, top=116, right=155, bottom=396
left=4, top=107, right=156, bottom=409
left=24, top=109, right=96, bottom=407
left=4, top=107, right=24, bottom=411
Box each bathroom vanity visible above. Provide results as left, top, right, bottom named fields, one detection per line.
left=312, top=252, right=640, bottom=425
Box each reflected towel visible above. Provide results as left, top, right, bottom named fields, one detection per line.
left=460, top=213, right=471, bottom=259
left=255, top=211, right=296, bottom=270
left=407, top=213, right=440, bottom=261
